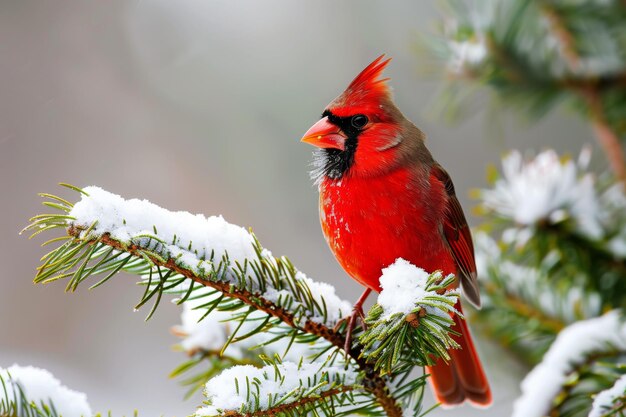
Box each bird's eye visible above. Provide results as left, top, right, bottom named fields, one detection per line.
left=350, top=115, right=369, bottom=129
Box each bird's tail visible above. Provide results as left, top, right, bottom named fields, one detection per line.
left=425, top=302, right=492, bottom=407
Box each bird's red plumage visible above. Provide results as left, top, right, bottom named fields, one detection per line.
left=319, top=167, right=452, bottom=291
left=303, top=55, right=491, bottom=407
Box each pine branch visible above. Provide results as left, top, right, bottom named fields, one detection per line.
left=57, top=229, right=402, bottom=416
left=473, top=230, right=604, bottom=364
left=21, top=185, right=464, bottom=417
left=429, top=0, right=626, bottom=179
left=213, top=387, right=355, bottom=417
left=168, top=348, right=259, bottom=399
left=194, top=358, right=362, bottom=417
left=512, top=311, right=626, bottom=417
left=540, top=2, right=626, bottom=181
left=590, top=374, right=626, bottom=417
left=477, top=150, right=626, bottom=311
left=0, top=366, right=90, bottom=417
left=540, top=2, right=581, bottom=73
left=0, top=376, right=59, bottom=417
left=360, top=271, right=461, bottom=373
left=547, top=355, right=625, bottom=417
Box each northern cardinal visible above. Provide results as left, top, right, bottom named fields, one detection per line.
left=300, top=55, right=492, bottom=407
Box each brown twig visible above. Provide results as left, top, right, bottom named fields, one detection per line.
left=541, top=4, right=580, bottom=72
left=582, top=88, right=626, bottom=182
left=67, top=227, right=403, bottom=417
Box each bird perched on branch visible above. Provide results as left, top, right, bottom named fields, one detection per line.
left=300, top=55, right=492, bottom=407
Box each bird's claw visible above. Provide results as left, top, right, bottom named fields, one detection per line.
left=342, top=304, right=367, bottom=353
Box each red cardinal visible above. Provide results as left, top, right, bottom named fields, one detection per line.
left=300, top=55, right=491, bottom=407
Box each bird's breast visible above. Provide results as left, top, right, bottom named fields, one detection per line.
left=319, top=168, right=453, bottom=292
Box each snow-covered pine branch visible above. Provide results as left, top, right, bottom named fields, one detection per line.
left=589, top=374, right=626, bottom=417
left=480, top=149, right=618, bottom=247
left=0, top=364, right=91, bottom=417
left=170, top=291, right=334, bottom=398
left=471, top=149, right=626, bottom=364
left=429, top=0, right=626, bottom=180
left=472, top=231, right=602, bottom=363
left=360, top=259, right=460, bottom=372
left=22, top=185, right=466, bottom=417
left=513, top=311, right=626, bottom=417
left=194, top=360, right=358, bottom=417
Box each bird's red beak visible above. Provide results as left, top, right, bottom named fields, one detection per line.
left=300, top=117, right=346, bottom=150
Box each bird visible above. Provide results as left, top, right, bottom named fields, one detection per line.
left=300, top=55, right=492, bottom=407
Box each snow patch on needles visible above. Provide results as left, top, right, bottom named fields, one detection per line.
left=378, top=259, right=457, bottom=320
left=482, top=149, right=603, bottom=240
left=480, top=149, right=626, bottom=257
left=589, top=374, right=626, bottom=417
left=512, top=311, right=626, bottom=417
left=0, top=364, right=92, bottom=417
left=448, top=39, right=487, bottom=73
left=69, top=187, right=350, bottom=326
left=174, top=293, right=322, bottom=362
left=69, top=186, right=257, bottom=277
left=263, top=270, right=351, bottom=325
left=360, top=260, right=460, bottom=369
left=174, top=298, right=232, bottom=354
left=194, top=362, right=357, bottom=416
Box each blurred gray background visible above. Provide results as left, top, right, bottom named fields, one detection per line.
left=1, top=1, right=595, bottom=416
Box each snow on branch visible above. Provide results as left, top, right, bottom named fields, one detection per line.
left=472, top=149, right=626, bottom=364
left=170, top=291, right=331, bottom=398
left=21, top=185, right=467, bottom=417
left=589, top=374, right=626, bottom=417
left=512, top=311, right=626, bottom=417
left=0, top=364, right=92, bottom=417
left=171, top=258, right=454, bottom=416
left=360, top=259, right=460, bottom=372
left=23, top=186, right=353, bottom=332
left=65, top=186, right=351, bottom=326
left=194, top=360, right=358, bottom=417
left=480, top=149, right=605, bottom=242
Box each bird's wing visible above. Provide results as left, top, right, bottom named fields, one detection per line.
left=431, top=163, right=481, bottom=308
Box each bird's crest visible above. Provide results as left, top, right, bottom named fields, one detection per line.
left=332, top=55, right=392, bottom=114
left=347, top=55, right=391, bottom=95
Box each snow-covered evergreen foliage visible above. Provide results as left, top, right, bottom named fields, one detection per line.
left=19, top=184, right=464, bottom=417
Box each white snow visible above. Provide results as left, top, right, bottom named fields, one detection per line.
left=194, top=361, right=357, bottom=416
left=448, top=38, right=487, bottom=73
left=512, top=311, right=626, bottom=417
left=0, top=364, right=92, bottom=417
left=482, top=149, right=603, bottom=240
left=481, top=149, right=626, bottom=257
left=589, top=374, right=626, bottom=417
left=174, top=292, right=323, bottom=362
left=378, top=258, right=457, bottom=320
left=263, top=270, right=351, bottom=325
left=69, top=187, right=351, bottom=326
left=70, top=186, right=257, bottom=277
left=174, top=297, right=232, bottom=354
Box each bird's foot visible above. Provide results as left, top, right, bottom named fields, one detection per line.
left=338, top=288, right=372, bottom=353
left=343, top=303, right=367, bottom=353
